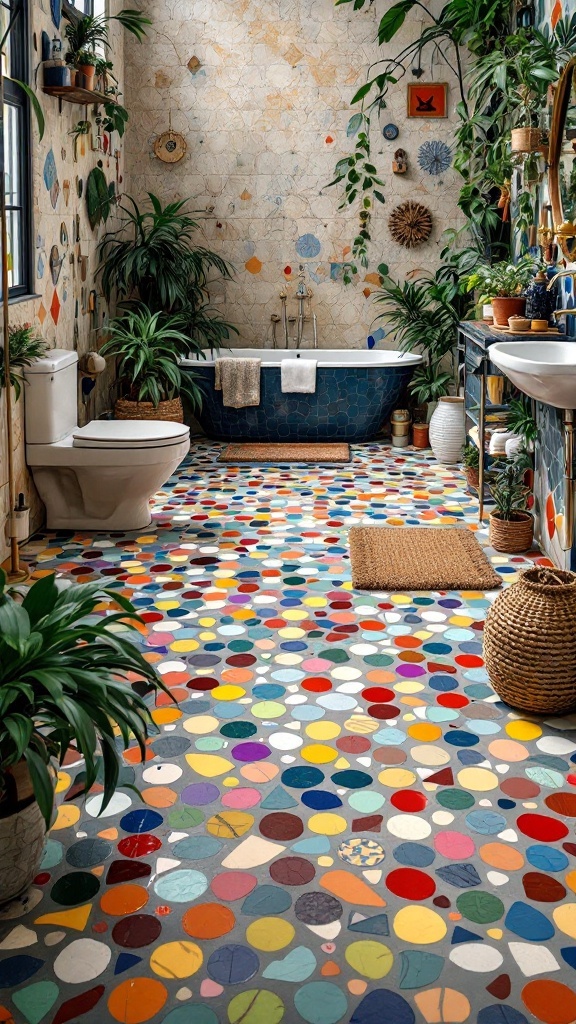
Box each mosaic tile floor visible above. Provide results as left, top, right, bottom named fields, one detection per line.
left=3, top=441, right=576, bottom=1024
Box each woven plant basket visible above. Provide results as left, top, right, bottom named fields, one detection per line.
left=115, top=397, right=184, bottom=423
left=510, top=127, right=542, bottom=153
left=489, top=511, right=533, bottom=553
left=484, top=567, right=576, bottom=714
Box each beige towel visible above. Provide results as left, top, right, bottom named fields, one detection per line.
left=215, top=358, right=261, bottom=408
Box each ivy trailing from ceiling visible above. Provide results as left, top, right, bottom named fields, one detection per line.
left=329, top=0, right=576, bottom=270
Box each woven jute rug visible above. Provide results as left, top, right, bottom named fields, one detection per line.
left=349, top=526, right=502, bottom=591
left=219, top=443, right=351, bottom=463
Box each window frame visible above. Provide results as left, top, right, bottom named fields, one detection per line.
left=3, top=0, right=32, bottom=300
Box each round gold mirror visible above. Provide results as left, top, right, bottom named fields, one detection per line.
left=548, top=56, right=576, bottom=259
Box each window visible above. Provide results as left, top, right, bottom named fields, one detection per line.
left=2, top=0, right=31, bottom=298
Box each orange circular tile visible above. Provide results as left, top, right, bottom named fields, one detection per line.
left=522, top=980, right=576, bottom=1024
left=107, top=978, right=168, bottom=1023
left=100, top=883, right=149, bottom=916
left=479, top=843, right=525, bottom=871
left=182, top=903, right=236, bottom=939
left=407, top=723, right=442, bottom=742
left=142, top=787, right=178, bottom=808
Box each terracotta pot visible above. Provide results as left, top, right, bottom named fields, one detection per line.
left=429, top=397, right=465, bottom=465
left=412, top=422, right=429, bottom=448
left=491, top=296, right=527, bottom=327
left=115, top=396, right=184, bottom=423
left=77, top=64, right=95, bottom=90
left=489, top=511, right=534, bottom=553
left=0, top=761, right=48, bottom=906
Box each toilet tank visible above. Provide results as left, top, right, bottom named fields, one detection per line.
left=24, top=349, right=79, bottom=444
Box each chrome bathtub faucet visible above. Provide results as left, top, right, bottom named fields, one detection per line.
left=271, top=269, right=318, bottom=349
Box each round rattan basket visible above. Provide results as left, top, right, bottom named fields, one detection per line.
left=484, top=567, right=576, bottom=714
left=489, top=511, right=534, bottom=553
left=115, top=397, right=184, bottom=423
left=510, top=127, right=542, bottom=153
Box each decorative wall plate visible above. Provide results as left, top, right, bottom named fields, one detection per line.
left=154, top=131, right=187, bottom=163
left=418, top=140, right=452, bottom=175
left=388, top=201, right=433, bottom=248
left=382, top=123, right=399, bottom=140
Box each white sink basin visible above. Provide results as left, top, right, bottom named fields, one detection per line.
left=489, top=341, right=576, bottom=410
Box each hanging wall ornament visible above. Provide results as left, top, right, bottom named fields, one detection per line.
left=388, top=201, right=432, bottom=248
left=49, top=245, right=63, bottom=286
left=418, top=140, right=452, bottom=176
left=382, top=123, right=399, bottom=140
left=154, top=113, right=187, bottom=164
left=392, top=149, right=408, bottom=174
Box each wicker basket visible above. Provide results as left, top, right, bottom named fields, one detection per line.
left=484, top=567, right=576, bottom=713
left=115, top=397, right=184, bottom=423
left=510, top=127, right=542, bottom=153
left=489, top=511, right=534, bottom=553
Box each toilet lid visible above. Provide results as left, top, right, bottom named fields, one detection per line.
left=73, top=420, right=190, bottom=449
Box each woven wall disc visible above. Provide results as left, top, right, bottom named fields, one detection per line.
left=388, top=200, right=432, bottom=248
left=153, top=131, right=187, bottom=163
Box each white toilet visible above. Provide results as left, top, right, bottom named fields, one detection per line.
left=24, top=349, right=190, bottom=531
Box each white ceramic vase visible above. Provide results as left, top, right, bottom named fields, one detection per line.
left=429, top=396, right=465, bottom=465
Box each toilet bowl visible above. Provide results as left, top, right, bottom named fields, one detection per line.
left=24, top=350, right=190, bottom=531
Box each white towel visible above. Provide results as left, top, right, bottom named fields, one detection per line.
left=281, top=358, right=317, bottom=394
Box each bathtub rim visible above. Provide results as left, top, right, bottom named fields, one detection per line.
left=180, top=347, right=423, bottom=370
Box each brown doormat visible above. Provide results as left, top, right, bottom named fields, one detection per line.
left=349, top=526, right=502, bottom=591
left=219, top=443, right=351, bottom=463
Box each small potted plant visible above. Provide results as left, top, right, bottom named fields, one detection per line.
left=0, top=569, right=166, bottom=905
left=409, top=361, right=453, bottom=449
left=504, top=395, right=538, bottom=456
left=74, top=49, right=97, bottom=89
left=0, top=324, right=47, bottom=399
left=462, top=442, right=480, bottom=489
left=464, top=255, right=538, bottom=328
left=99, top=305, right=204, bottom=422
left=488, top=450, right=534, bottom=552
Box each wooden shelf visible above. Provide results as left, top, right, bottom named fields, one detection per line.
left=42, top=86, right=113, bottom=105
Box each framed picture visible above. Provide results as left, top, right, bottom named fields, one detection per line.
left=407, top=83, right=448, bottom=119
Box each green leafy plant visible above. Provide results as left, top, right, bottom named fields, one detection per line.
left=99, top=306, right=204, bottom=409
left=98, top=101, right=129, bottom=137
left=409, top=363, right=453, bottom=405
left=64, top=8, right=151, bottom=64
left=463, top=442, right=480, bottom=469
left=0, top=568, right=166, bottom=827
left=489, top=451, right=532, bottom=520
left=506, top=395, right=538, bottom=444
left=75, top=48, right=97, bottom=67
left=0, top=324, right=48, bottom=399
left=463, top=254, right=538, bottom=304
left=98, top=193, right=237, bottom=349
left=86, top=166, right=115, bottom=229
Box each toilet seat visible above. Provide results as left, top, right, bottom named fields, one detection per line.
left=73, top=420, right=189, bottom=449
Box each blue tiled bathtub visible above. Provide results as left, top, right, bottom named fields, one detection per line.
left=180, top=348, right=421, bottom=443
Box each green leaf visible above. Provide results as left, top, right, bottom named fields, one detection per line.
left=11, top=80, right=45, bottom=139
left=350, top=81, right=374, bottom=105
left=346, top=112, right=363, bottom=137
left=377, top=0, right=415, bottom=43
left=24, top=748, right=54, bottom=828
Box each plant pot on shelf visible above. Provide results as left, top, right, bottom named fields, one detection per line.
left=115, top=396, right=184, bottom=423
left=77, top=64, right=95, bottom=89
left=412, top=422, right=429, bottom=448
left=483, top=567, right=576, bottom=713
left=491, top=296, right=527, bottom=327
left=510, top=127, right=542, bottom=153
left=429, top=396, right=465, bottom=465
left=489, top=510, right=534, bottom=553
left=0, top=761, right=49, bottom=906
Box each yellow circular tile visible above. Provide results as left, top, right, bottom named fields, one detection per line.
left=301, top=744, right=338, bottom=764
left=183, top=715, right=219, bottom=735
left=378, top=768, right=417, bottom=788
left=305, top=722, right=341, bottom=741
left=150, top=941, right=202, bottom=978
left=212, top=685, right=246, bottom=702
left=308, top=812, right=348, bottom=835
left=505, top=720, right=543, bottom=741
left=170, top=639, right=200, bottom=653
left=457, top=767, right=499, bottom=791
left=393, top=906, right=447, bottom=944
left=246, top=917, right=295, bottom=951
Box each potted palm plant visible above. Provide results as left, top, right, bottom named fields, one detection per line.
left=0, top=569, right=165, bottom=905
left=488, top=451, right=534, bottom=552
left=464, top=254, right=538, bottom=328
left=99, top=306, right=204, bottom=422
left=98, top=193, right=236, bottom=351
left=0, top=324, right=47, bottom=399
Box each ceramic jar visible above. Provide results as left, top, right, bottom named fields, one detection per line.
left=0, top=761, right=47, bottom=906
left=525, top=270, right=555, bottom=324
left=429, top=397, right=465, bottom=465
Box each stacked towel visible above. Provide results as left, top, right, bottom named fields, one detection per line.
left=215, top=358, right=261, bottom=408
left=281, top=358, right=317, bottom=394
